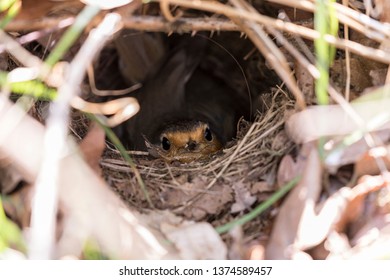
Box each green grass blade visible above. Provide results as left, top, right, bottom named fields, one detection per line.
left=0, top=197, right=26, bottom=253
left=0, top=0, right=20, bottom=29
left=215, top=176, right=300, bottom=234
left=44, top=5, right=100, bottom=68
left=87, top=113, right=154, bottom=208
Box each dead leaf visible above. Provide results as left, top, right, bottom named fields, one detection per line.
left=251, top=181, right=274, bottom=194
left=16, top=0, right=83, bottom=21
left=327, top=213, right=390, bottom=259
left=0, top=95, right=172, bottom=259
left=78, top=123, right=105, bottom=175
left=335, top=175, right=389, bottom=232
left=266, top=144, right=323, bottom=259
left=0, top=52, right=8, bottom=71
left=354, top=146, right=390, bottom=178
left=285, top=89, right=390, bottom=144
left=351, top=213, right=390, bottom=248
left=325, top=231, right=351, bottom=259
left=369, top=68, right=387, bottom=86
left=325, top=130, right=390, bottom=174
left=246, top=244, right=266, bottom=260
left=271, top=131, right=289, bottom=151
left=1, top=183, right=32, bottom=228
left=159, top=176, right=233, bottom=220
left=231, top=182, right=256, bottom=213
left=276, top=154, right=298, bottom=187
left=161, top=221, right=227, bottom=259
left=227, top=226, right=244, bottom=260
left=0, top=158, right=24, bottom=194
left=376, top=0, right=390, bottom=23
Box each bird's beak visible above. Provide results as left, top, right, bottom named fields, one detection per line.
left=143, top=135, right=160, bottom=158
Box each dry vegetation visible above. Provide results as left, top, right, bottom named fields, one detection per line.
left=1, top=0, right=390, bottom=260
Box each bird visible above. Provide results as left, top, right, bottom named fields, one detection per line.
left=144, top=120, right=222, bottom=163
left=112, top=31, right=252, bottom=163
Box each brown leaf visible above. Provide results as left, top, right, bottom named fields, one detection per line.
left=0, top=93, right=172, bottom=259
left=276, top=154, right=298, bottom=187
left=0, top=52, right=8, bottom=71
left=17, top=0, right=83, bottom=21
left=227, top=226, right=244, bottom=260
left=326, top=130, right=390, bottom=173
left=335, top=175, right=388, bottom=232
left=351, top=212, right=390, bottom=247
left=266, top=144, right=323, bottom=259
left=376, top=0, right=390, bottom=23
left=231, top=182, right=256, bottom=213
left=327, top=213, right=390, bottom=259
left=247, top=244, right=265, bottom=260
left=354, top=146, right=390, bottom=178
left=161, top=220, right=227, bottom=259
left=0, top=158, right=24, bottom=194
left=325, top=231, right=351, bottom=259
left=1, top=182, right=32, bottom=228
left=251, top=181, right=274, bottom=194
left=159, top=176, right=233, bottom=220
left=78, top=123, right=106, bottom=176
left=285, top=97, right=390, bottom=144
left=369, top=68, right=387, bottom=86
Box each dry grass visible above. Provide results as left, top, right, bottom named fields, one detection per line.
left=96, top=86, right=295, bottom=227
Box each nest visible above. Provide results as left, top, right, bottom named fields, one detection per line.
left=58, top=1, right=297, bottom=245
left=91, top=86, right=295, bottom=240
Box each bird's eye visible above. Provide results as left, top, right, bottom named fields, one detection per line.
left=161, top=137, right=171, bottom=150
left=204, top=127, right=213, bottom=141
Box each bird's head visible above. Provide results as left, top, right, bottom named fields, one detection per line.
left=144, top=121, right=222, bottom=163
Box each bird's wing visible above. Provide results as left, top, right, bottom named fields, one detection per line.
left=119, top=35, right=208, bottom=150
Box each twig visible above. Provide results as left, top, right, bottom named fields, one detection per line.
left=266, top=0, right=390, bottom=38
left=28, top=11, right=121, bottom=260
left=91, top=114, right=154, bottom=208
left=229, top=0, right=306, bottom=110
left=123, top=15, right=239, bottom=32
left=87, top=64, right=142, bottom=96
left=326, top=86, right=389, bottom=175
left=277, top=12, right=316, bottom=63
left=342, top=0, right=351, bottom=101
left=150, top=0, right=390, bottom=64
left=71, top=96, right=139, bottom=127
left=0, top=30, right=44, bottom=69
left=5, top=15, right=239, bottom=33
left=0, top=96, right=171, bottom=259
left=44, top=6, right=101, bottom=67
left=16, top=18, right=75, bottom=45
left=266, top=26, right=319, bottom=79
left=4, top=17, right=76, bottom=32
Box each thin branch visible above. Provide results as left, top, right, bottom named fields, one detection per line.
left=122, top=15, right=239, bottom=32
left=0, top=30, right=44, bottom=69
left=342, top=0, right=351, bottom=101
left=151, top=0, right=390, bottom=64
left=229, top=0, right=306, bottom=109
left=4, top=17, right=76, bottom=32
left=266, top=0, right=390, bottom=38
left=28, top=12, right=122, bottom=260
